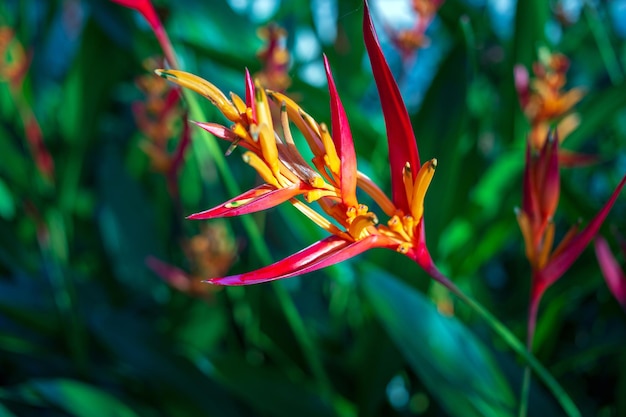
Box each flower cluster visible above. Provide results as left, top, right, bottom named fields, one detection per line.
left=156, top=1, right=444, bottom=285
left=514, top=50, right=592, bottom=166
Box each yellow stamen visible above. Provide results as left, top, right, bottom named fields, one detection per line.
left=410, top=159, right=437, bottom=221
left=304, top=189, right=338, bottom=202
left=356, top=172, right=397, bottom=217
left=387, top=215, right=412, bottom=242
left=155, top=69, right=240, bottom=123
left=515, top=208, right=536, bottom=266
left=280, top=102, right=296, bottom=146
left=258, top=122, right=280, bottom=176
left=242, top=151, right=280, bottom=188
left=537, top=221, right=555, bottom=269
left=290, top=199, right=347, bottom=237
left=254, top=82, right=274, bottom=134
left=320, top=123, right=341, bottom=177
left=403, top=215, right=416, bottom=240
left=230, top=92, right=247, bottom=116
left=232, top=123, right=254, bottom=145
left=348, top=214, right=377, bottom=240
left=268, top=91, right=326, bottom=160
left=397, top=243, right=411, bottom=254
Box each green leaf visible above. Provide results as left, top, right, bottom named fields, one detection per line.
left=360, top=266, right=516, bottom=417
left=0, top=402, right=18, bottom=417
left=0, top=178, right=15, bottom=219
left=10, top=379, right=139, bottom=417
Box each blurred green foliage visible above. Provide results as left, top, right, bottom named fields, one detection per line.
left=0, top=0, right=625, bottom=416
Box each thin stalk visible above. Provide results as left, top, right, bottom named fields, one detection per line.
left=519, top=295, right=540, bottom=417
left=519, top=366, right=532, bottom=417
left=427, top=269, right=581, bottom=417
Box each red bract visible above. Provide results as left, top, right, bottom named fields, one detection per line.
left=159, top=1, right=445, bottom=285
left=517, top=130, right=626, bottom=341
left=111, top=0, right=179, bottom=68
left=594, top=236, right=626, bottom=310
left=110, top=0, right=161, bottom=36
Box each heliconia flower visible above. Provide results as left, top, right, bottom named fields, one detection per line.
left=516, top=129, right=626, bottom=342
left=0, top=27, right=54, bottom=180
left=594, top=236, right=626, bottom=310
left=514, top=51, right=592, bottom=166
left=156, top=0, right=445, bottom=286
left=255, top=23, right=291, bottom=92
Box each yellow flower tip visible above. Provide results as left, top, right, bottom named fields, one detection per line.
left=242, top=151, right=280, bottom=188
left=157, top=69, right=240, bottom=123
left=409, top=159, right=437, bottom=221
left=303, top=189, right=335, bottom=203
left=537, top=221, right=555, bottom=270
left=397, top=243, right=411, bottom=254
left=319, top=123, right=340, bottom=176
left=348, top=213, right=377, bottom=240
left=515, top=208, right=537, bottom=266
left=230, top=92, right=248, bottom=115
left=309, top=175, right=327, bottom=189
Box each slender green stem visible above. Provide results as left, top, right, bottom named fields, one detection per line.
left=519, top=295, right=539, bottom=417
left=429, top=270, right=581, bottom=417
left=519, top=366, right=531, bottom=417
left=454, top=290, right=580, bottom=417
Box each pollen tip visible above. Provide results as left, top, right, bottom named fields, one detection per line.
left=431, top=158, right=438, bottom=168
left=154, top=69, right=173, bottom=79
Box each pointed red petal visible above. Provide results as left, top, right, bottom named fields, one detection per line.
left=146, top=255, right=191, bottom=289
left=594, top=237, right=626, bottom=309
left=207, top=235, right=384, bottom=285
left=513, top=64, right=530, bottom=109
left=522, top=140, right=538, bottom=218
left=363, top=0, right=420, bottom=213
left=187, top=184, right=307, bottom=219
left=539, top=130, right=560, bottom=220
left=558, top=150, right=598, bottom=167
left=539, top=174, right=626, bottom=287
left=193, top=121, right=248, bottom=146
left=245, top=68, right=257, bottom=123
left=323, top=55, right=358, bottom=207
left=111, top=0, right=161, bottom=34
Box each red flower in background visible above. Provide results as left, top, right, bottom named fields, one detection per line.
left=516, top=130, right=626, bottom=344
left=595, top=235, right=626, bottom=310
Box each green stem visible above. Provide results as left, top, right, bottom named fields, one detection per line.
left=429, top=270, right=581, bottom=417
left=519, top=366, right=531, bottom=417
left=455, top=291, right=580, bottom=417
